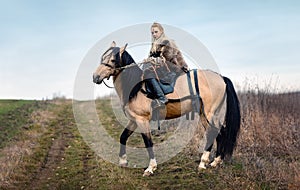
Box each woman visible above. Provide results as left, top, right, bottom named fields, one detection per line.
left=149, top=22, right=188, bottom=71
left=143, top=22, right=189, bottom=109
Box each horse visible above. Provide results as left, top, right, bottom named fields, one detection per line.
left=93, top=41, right=241, bottom=176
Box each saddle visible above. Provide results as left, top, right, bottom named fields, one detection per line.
left=144, top=71, right=177, bottom=99
left=143, top=70, right=205, bottom=130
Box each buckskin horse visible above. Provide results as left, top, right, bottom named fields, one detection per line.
left=93, top=41, right=240, bottom=176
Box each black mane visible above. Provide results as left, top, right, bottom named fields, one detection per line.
left=117, top=51, right=143, bottom=105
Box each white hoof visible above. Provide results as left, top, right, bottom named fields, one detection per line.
left=210, top=161, right=218, bottom=167
left=198, top=162, right=207, bottom=170
left=143, top=158, right=157, bottom=176
left=143, top=166, right=157, bottom=176
left=210, top=156, right=222, bottom=167
left=198, top=151, right=210, bottom=170
left=119, top=154, right=128, bottom=167
left=143, top=169, right=154, bottom=177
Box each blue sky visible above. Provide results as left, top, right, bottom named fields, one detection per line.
left=1, top=0, right=299, bottom=99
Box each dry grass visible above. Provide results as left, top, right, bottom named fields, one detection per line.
left=236, top=89, right=300, bottom=189
left=0, top=109, right=54, bottom=188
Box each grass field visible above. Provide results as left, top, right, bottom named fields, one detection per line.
left=0, top=90, right=299, bottom=189
left=0, top=100, right=34, bottom=115
left=0, top=100, right=43, bottom=149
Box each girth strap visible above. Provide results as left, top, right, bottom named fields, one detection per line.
left=186, top=71, right=194, bottom=96
left=194, top=69, right=200, bottom=98
left=193, top=69, right=201, bottom=113
left=186, top=71, right=195, bottom=119
left=186, top=70, right=203, bottom=120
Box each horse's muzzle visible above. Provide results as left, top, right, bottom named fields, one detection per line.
left=93, top=74, right=103, bottom=84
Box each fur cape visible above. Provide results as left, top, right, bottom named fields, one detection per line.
left=149, top=34, right=188, bottom=71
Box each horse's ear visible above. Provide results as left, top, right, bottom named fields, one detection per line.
left=120, top=43, right=128, bottom=54
left=111, top=41, right=116, bottom=47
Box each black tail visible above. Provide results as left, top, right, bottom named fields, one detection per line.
left=218, top=77, right=241, bottom=160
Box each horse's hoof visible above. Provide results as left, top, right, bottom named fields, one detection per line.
left=198, top=165, right=206, bottom=171
left=119, top=163, right=128, bottom=168
left=119, top=155, right=128, bottom=167
left=210, top=156, right=222, bottom=168
left=143, top=171, right=153, bottom=177
left=143, top=166, right=155, bottom=177
left=210, top=162, right=218, bottom=168
left=198, top=162, right=207, bottom=170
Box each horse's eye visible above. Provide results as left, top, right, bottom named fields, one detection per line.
left=111, top=60, right=116, bottom=63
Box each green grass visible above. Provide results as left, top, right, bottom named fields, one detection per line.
left=0, top=99, right=34, bottom=114
left=0, top=99, right=48, bottom=148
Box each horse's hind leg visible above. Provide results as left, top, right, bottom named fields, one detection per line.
left=210, top=132, right=223, bottom=167
left=198, top=124, right=219, bottom=170
left=198, top=104, right=225, bottom=169
left=198, top=88, right=227, bottom=170
left=119, top=120, right=137, bottom=167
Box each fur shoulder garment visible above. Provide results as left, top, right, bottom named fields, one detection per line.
left=150, top=34, right=188, bottom=71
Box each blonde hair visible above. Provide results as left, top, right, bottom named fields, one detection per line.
left=151, top=22, right=164, bottom=33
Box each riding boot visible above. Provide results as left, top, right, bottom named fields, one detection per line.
left=145, top=78, right=168, bottom=109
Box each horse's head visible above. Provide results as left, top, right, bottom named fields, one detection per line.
left=93, top=41, right=128, bottom=84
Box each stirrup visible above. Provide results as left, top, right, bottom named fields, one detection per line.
left=151, top=100, right=166, bottom=131
left=151, top=99, right=167, bottom=110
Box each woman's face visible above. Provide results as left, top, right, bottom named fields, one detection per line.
left=151, top=27, right=163, bottom=40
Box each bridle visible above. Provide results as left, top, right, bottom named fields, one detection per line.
left=99, top=47, right=142, bottom=88
left=100, top=63, right=118, bottom=89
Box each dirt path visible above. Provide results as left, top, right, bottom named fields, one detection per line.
left=0, top=100, right=77, bottom=189
left=28, top=101, right=75, bottom=189
left=28, top=122, right=68, bottom=189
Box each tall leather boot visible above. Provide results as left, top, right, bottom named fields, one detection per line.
left=145, top=78, right=168, bottom=109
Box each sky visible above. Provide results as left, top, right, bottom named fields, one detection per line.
left=0, top=0, right=300, bottom=99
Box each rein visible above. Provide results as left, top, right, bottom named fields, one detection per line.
left=117, top=62, right=142, bottom=71
left=103, top=80, right=114, bottom=88
left=101, top=62, right=142, bottom=89
left=102, top=62, right=141, bottom=72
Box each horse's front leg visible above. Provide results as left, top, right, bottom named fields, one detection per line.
left=119, top=120, right=137, bottom=167
left=136, top=120, right=157, bottom=176
left=141, top=132, right=157, bottom=176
